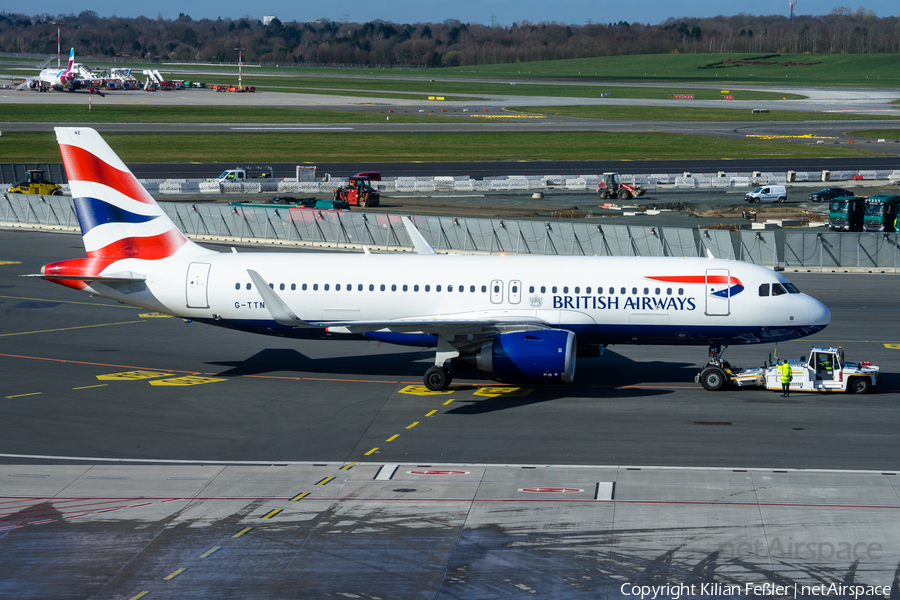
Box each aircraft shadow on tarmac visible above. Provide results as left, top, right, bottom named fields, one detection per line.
left=207, top=348, right=424, bottom=377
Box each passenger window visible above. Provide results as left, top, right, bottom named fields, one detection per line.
left=481, top=285, right=487, bottom=292
left=313, top=284, right=318, bottom=291
left=586, top=287, right=591, bottom=294
left=772, top=283, right=787, bottom=296
left=448, top=285, right=453, bottom=292
left=357, top=284, right=363, bottom=291
left=369, top=284, right=374, bottom=291
left=269, top=283, right=274, bottom=289
left=425, top=285, right=431, bottom=292
left=667, top=288, right=671, bottom=295
left=540, top=286, right=546, bottom=293
left=598, top=287, right=603, bottom=294
left=563, top=286, right=569, bottom=294
left=574, top=287, right=580, bottom=294
left=380, top=284, right=385, bottom=291
left=414, top=285, right=419, bottom=292
left=235, top=283, right=240, bottom=290
left=632, top=288, right=637, bottom=294
left=403, top=284, right=408, bottom=292
left=678, top=288, right=683, bottom=295
left=655, top=288, right=660, bottom=295
left=512, top=285, right=518, bottom=294
left=437, top=285, right=442, bottom=292
left=278, top=283, right=284, bottom=290
left=620, top=287, right=625, bottom=294
left=391, top=284, right=397, bottom=291
left=643, top=288, right=649, bottom=294
left=335, top=284, right=341, bottom=291
left=324, top=284, right=330, bottom=291
left=759, top=284, right=770, bottom=297
left=246, top=283, right=251, bottom=290
left=302, top=283, right=307, bottom=291
left=347, top=284, right=351, bottom=292
left=292, top=284, right=297, bottom=291
left=470, top=285, right=475, bottom=292
left=529, top=286, right=534, bottom=293
left=552, top=286, right=558, bottom=293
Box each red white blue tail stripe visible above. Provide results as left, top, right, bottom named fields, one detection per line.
left=55, top=127, right=206, bottom=261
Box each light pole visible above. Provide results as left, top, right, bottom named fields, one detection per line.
left=234, top=47, right=244, bottom=89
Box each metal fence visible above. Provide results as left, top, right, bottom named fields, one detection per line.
left=3, top=192, right=898, bottom=270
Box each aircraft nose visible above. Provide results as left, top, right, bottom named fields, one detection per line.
left=806, top=296, right=831, bottom=327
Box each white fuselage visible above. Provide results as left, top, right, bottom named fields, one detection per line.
left=85, top=252, right=830, bottom=347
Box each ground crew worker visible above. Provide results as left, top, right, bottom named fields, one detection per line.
left=779, top=359, right=792, bottom=397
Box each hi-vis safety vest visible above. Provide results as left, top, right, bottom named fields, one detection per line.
left=780, top=362, right=792, bottom=383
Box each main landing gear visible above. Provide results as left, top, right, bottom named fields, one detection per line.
left=424, top=366, right=452, bottom=392
left=698, top=344, right=730, bottom=392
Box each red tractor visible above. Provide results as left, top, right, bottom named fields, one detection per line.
left=597, top=172, right=645, bottom=200
left=333, top=174, right=381, bottom=207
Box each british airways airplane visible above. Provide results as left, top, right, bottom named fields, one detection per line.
left=32, top=127, right=831, bottom=391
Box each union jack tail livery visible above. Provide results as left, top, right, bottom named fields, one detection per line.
left=41, top=128, right=211, bottom=288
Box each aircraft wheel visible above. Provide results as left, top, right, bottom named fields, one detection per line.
left=699, top=367, right=727, bottom=391
left=618, top=190, right=630, bottom=200
left=424, top=366, right=452, bottom=391
left=848, top=377, right=870, bottom=394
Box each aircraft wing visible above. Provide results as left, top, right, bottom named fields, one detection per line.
left=321, top=317, right=549, bottom=336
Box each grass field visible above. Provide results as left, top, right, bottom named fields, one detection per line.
left=845, top=129, right=900, bottom=140
left=0, top=131, right=888, bottom=163
left=0, top=105, right=462, bottom=124
left=420, top=53, right=900, bottom=87
left=512, top=105, right=900, bottom=121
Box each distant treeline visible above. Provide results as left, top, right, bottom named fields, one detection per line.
left=0, top=8, right=898, bottom=68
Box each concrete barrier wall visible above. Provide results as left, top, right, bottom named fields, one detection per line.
left=3, top=193, right=899, bottom=271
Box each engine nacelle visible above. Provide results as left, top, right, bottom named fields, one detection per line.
left=462, top=330, right=576, bottom=384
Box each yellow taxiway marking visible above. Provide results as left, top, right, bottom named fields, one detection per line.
left=406, top=422, right=419, bottom=429
left=138, top=312, right=173, bottom=318
left=261, top=509, right=282, bottom=519
left=98, top=371, right=170, bottom=381
left=0, top=320, right=146, bottom=338
left=425, top=410, right=438, bottom=417
left=315, top=477, right=335, bottom=486
left=386, top=434, right=400, bottom=442
left=339, top=462, right=356, bottom=471
left=198, top=547, right=221, bottom=559
left=232, top=527, right=253, bottom=538
left=0, top=295, right=134, bottom=309
left=443, top=399, right=454, bottom=405
left=474, top=387, right=533, bottom=398
left=398, top=385, right=453, bottom=396
left=73, top=384, right=108, bottom=390
left=149, top=376, right=227, bottom=387
left=364, top=447, right=379, bottom=456
left=163, top=567, right=188, bottom=580
left=0, top=261, right=22, bottom=265
left=290, top=492, right=310, bottom=501
left=128, top=592, right=150, bottom=600
left=5, top=392, right=41, bottom=399
left=884, top=344, right=900, bottom=349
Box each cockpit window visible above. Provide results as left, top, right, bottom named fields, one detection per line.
left=783, top=282, right=800, bottom=294
left=758, top=284, right=769, bottom=297
left=771, top=283, right=787, bottom=296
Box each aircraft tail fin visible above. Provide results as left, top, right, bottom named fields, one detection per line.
left=54, top=127, right=211, bottom=261
left=66, top=47, right=75, bottom=73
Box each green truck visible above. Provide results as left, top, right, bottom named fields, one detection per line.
left=863, top=195, right=900, bottom=233
left=828, top=196, right=867, bottom=232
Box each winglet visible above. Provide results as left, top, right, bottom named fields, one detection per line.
left=401, top=216, right=437, bottom=255
left=247, top=269, right=315, bottom=328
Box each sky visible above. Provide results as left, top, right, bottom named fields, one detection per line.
left=22, top=0, right=898, bottom=26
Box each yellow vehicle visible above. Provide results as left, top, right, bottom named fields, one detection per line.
left=8, top=170, right=63, bottom=195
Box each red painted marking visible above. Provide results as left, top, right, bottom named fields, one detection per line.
left=408, top=470, right=469, bottom=476
left=519, top=487, right=584, bottom=493
left=59, top=144, right=156, bottom=205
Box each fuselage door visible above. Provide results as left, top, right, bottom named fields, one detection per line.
left=705, top=268, right=730, bottom=316
left=490, top=280, right=503, bottom=304
left=186, top=262, right=211, bottom=309
left=508, top=280, right=521, bottom=304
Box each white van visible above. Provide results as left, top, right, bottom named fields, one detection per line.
left=745, top=185, right=787, bottom=203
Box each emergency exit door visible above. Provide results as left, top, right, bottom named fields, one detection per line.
left=186, top=262, right=211, bottom=308
left=705, top=268, right=730, bottom=316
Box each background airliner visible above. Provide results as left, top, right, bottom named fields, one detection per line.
left=32, top=127, right=831, bottom=390
left=20, top=48, right=76, bottom=91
